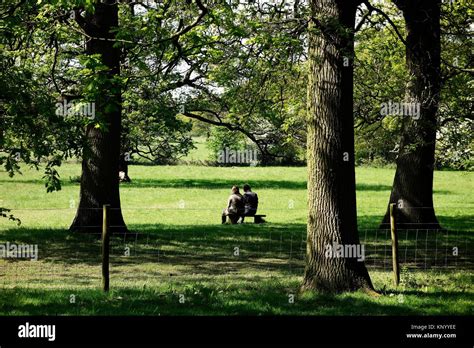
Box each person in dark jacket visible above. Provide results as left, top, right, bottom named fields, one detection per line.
left=240, top=184, right=258, bottom=223
left=243, top=184, right=258, bottom=215
left=221, top=186, right=245, bottom=224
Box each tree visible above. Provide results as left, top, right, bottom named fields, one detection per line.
left=302, top=0, right=374, bottom=293
left=380, top=0, right=442, bottom=230
left=0, top=0, right=84, bottom=194
left=69, top=1, right=126, bottom=233
left=436, top=1, right=473, bottom=171
left=171, top=1, right=308, bottom=165
left=69, top=0, right=210, bottom=231
left=352, top=0, right=472, bottom=170
left=353, top=4, right=408, bottom=166
left=2, top=0, right=214, bottom=229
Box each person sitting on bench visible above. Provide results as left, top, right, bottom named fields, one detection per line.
left=221, top=185, right=245, bottom=224
left=240, top=184, right=258, bottom=223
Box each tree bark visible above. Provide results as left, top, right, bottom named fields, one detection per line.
left=70, top=1, right=127, bottom=233
left=381, top=0, right=442, bottom=230
left=302, top=0, right=374, bottom=293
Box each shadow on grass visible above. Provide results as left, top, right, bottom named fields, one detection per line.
left=0, top=223, right=472, bottom=271
left=358, top=214, right=474, bottom=231
left=1, top=281, right=472, bottom=315
left=1, top=223, right=472, bottom=315
left=437, top=215, right=474, bottom=231
left=123, top=180, right=400, bottom=192
left=0, top=177, right=453, bottom=194
left=0, top=224, right=308, bottom=274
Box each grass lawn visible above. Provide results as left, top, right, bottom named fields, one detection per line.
left=0, top=163, right=473, bottom=315
left=181, top=136, right=211, bottom=163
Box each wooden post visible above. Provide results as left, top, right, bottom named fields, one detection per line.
left=102, top=204, right=110, bottom=292
left=390, top=203, right=400, bottom=286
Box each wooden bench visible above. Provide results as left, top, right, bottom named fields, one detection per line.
left=241, top=214, right=266, bottom=224
left=226, top=214, right=267, bottom=224
left=252, top=214, right=266, bottom=224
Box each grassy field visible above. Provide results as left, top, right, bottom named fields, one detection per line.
left=181, top=136, right=211, bottom=163
left=0, top=163, right=473, bottom=315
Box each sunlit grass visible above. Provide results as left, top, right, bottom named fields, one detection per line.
left=1, top=163, right=473, bottom=229
left=0, top=163, right=472, bottom=315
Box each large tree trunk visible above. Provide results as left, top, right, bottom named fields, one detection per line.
left=302, top=0, right=374, bottom=293
left=381, top=0, right=442, bottom=230
left=70, top=1, right=127, bottom=233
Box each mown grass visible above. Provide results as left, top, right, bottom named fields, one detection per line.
left=0, top=163, right=472, bottom=315
left=1, top=163, right=473, bottom=229
left=1, top=272, right=473, bottom=315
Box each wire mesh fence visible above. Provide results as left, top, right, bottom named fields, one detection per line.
left=0, top=208, right=474, bottom=287
left=0, top=206, right=473, bottom=290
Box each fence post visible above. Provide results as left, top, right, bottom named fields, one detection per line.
left=102, top=204, right=110, bottom=292
left=390, top=203, right=400, bottom=286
